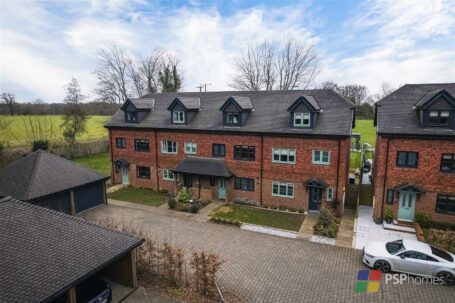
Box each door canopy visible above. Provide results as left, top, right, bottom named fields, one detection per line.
left=394, top=183, right=424, bottom=194
left=304, top=178, right=327, bottom=188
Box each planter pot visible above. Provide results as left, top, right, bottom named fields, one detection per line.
left=386, top=218, right=393, bottom=224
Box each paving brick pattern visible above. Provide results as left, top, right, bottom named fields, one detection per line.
left=83, top=204, right=455, bottom=303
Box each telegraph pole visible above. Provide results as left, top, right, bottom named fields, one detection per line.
left=196, top=83, right=211, bottom=92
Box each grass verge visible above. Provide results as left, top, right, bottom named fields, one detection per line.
left=353, top=120, right=376, bottom=146
left=210, top=204, right=305, bottom=231
left=73, top=152, right=110, bottom=176
left=108, top=187, right=167, bottom=207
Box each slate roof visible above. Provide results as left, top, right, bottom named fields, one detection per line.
left=172, top=156, right=233, bottom=177
left=177, top=97, right=201, bottom=110
left=376, top=83, right=455, bottom=137
left=105, top=90, right=354, bottom=137
left=0, top=150, right=108, bottom=201
left=303, top=95, right=321, bottom=111
left=0, top=196, right=143, bottom=303
left=131, top=98, right=155, bottom=109
left=231, top=96, right=253, bottom=110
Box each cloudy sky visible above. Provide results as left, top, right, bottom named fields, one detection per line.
left=1, top=0, right=455, bottom=102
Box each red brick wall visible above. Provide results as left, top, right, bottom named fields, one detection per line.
left=374, top=136, right=455, bottom=223
left=109, top=129, right=350, bottom=212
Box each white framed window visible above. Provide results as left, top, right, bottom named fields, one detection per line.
left=172, top=111, right=185, bottom=124
left=161, top=140, right=178, bottom=154
left=294, top=112, right=311, bottom=127
left=272, top=181, right=294, bottom=198
left=312, top=150, right=330, bottom=165
left=184, top=142, right=197, bottom=154
left=163, top=169, right=175, bottom=181
left=326, top=187, right=334, bottom=201
left=272, top=148, right=296, bottom=164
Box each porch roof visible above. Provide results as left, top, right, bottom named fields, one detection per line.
left=394, top=183, right=424, bottom=193
left=172, top=156, right=233, bottom=178
left=304, top=178, right=327, bottom=188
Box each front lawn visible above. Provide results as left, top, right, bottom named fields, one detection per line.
left=73, top=152, right=110, bottom=176
left=210, top=204, right=305, bottom=231
left=108, top=187, right=167, bottom=207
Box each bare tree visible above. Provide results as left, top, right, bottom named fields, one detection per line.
left=94, top=45, right=131, bottom=104
left=140, top=49, right=163, bottom=94
left=230, top=44, right=264, bottom=91
left=320, top=81, right=339, bottom=91
left=1, top=93, right=17, bottom=115
left=230, top=37, right=320, bottom=91
left=128, top=62, right=146, bottom=98
left=337, top=84, right=369, bottom=106
left=0, top=115, right=11, bottom=149
left=276, top=38, right=320, bottom=90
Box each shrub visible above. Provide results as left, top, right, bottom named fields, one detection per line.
left=415, top=212, right=432, bottom=228
left=177, top=187, right=192, bottom=203
left=32, top=140, right=49, bottom=151
left=384, top=207, right=394, bottom=221
left=0, top=143, right=3, bottom=152
left=168, top=198, right=177, bottom=209
left=313, top=207, right=340, bottom=238
left=191, top=252, right=223, bottom=297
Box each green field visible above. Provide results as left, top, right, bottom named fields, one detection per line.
left=0, top=115, right=109, bottom=147
left=73, top=152, right=111, bottom=176
left=353, top=119, right=376, bottom=146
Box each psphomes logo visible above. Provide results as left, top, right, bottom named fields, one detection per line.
left=355, top=269, right=381, bottom=293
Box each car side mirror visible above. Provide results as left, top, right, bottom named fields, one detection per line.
left=400, top=255, right=406, bottom=259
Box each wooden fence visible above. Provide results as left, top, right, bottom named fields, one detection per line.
left=0, top=140, right=109, bottom=168
left=359, top=184, right=374, bottom=206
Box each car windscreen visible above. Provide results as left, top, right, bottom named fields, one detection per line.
left=430, top=245, right=454, bottom=262
left=386, top=240, right=405, bottom=254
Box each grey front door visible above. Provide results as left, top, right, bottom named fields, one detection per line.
left=309, top=187, right=322, bottom=211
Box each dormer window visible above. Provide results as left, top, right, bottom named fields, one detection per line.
left=126, top=111, right=138, bottom=123
left=293, top=112, right=311, bottom=127
left=220, top=96, right=253, bottom=127
left=287, top=96, right=321, bottom=129
left=173, top=111, right=185, bottom=124
left=121, top=98, right=154, bottom=124
left=429, top=111, right=449, bottom=126
left=225, top=112, right=241, bottom=126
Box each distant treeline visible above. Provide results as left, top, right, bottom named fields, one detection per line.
left=0, top=102, right=119, bottom=116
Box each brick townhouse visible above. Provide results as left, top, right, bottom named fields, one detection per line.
left=105, top=90, right=354, bottom=213
left=373, top=83, right=455, bottom=224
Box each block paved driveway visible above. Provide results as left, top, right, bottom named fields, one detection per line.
left=82, top=203, right=454, bottom=303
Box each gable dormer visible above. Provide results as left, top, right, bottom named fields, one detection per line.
left=121, top=98, right=154, bottom=123
left=219, top=96, right=253, bottom=127
left=414, top=89, right=455, bottom=129
left=167, top=97, right=201, bottom=125
left=287, top=95, right=321, bottom=128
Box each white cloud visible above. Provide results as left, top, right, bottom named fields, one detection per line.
left=318, top=0, right=455, bottom=94
left=0, top=0, right=454, bottom=101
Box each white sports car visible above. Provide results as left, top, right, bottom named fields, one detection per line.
left=362, top=239, right=455, bottom=286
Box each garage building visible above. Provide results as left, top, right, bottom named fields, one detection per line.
left=0, top=150, right=109, bottom=214
left=0, top=196, right=143, bottom=303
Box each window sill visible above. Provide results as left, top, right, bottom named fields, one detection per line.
left=312, top=162, right=330, bottom=166
left=135, top=150, right=150, bottom=153
left=272, top=161, right=296, bottom=165
left=161, top=152, right=178, bottom=155
left=272, top=194, right=294, bottom=199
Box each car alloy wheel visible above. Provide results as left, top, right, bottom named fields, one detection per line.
left=374, top=260, right=391, bottom=273
left=436, top=271, right=455, bottom=286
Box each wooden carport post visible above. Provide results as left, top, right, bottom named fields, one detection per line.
left=67, top=287, right=77, bottom=303
left=69, top=190, right=76, bottom=215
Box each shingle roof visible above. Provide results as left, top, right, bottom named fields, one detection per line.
left=0, top=150, right=108, bottom=201
left=105, top=90, right=354, bottom=137
left=131, top=98, right=155, bottom=109
left=376, top=83, right=455, bottom=137
left=0, top=196, right=143, bottom=303
left=172, top=156, right=233, bottom=177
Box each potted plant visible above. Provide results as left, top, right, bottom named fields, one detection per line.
left=384, top=207, right=394, bottom=224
